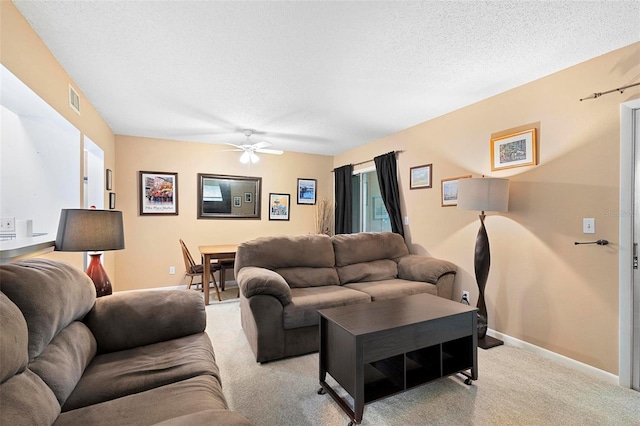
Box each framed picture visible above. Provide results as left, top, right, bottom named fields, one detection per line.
left=269, top=193, right=290, bottom=221
left=441, top=175, right=471, bottom=207
left=409, top=164, right=432, bottom=189
left=233, top=196, right=242, bottom=207
left=297, top=178, right=317, bottom=205
left=108, top=192, right=116, bottom=210
left=373, top=196, right=389, bottom=220
left=491, top=128, right=537, bottom=171
left=106, top=169, right=113, bottom=190
left=139, top=171, right=178, bottom=215
left=244, top=192, right=252, bottom=203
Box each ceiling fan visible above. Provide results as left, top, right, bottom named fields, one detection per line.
left=224, top=130, right=284, bottom=164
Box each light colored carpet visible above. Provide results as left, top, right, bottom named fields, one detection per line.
left=205, top=300, right=640, bottom=425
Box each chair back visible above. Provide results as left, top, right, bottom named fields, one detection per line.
left=179, top=239, right=197, bottom=273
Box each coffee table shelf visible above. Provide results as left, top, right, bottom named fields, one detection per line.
left=318, top=294, right=477, bottom=425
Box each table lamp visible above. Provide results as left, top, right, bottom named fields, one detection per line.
left=55, top=209, right=125, bottom=297
left=457, top=177, right=509, bottom=349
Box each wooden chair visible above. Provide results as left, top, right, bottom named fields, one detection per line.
left=179, top=239, right=222, bottom=302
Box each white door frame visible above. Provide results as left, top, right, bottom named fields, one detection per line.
left=619, top=98, right=640, bottom=388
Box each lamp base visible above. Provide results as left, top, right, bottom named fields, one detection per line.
left=478, top=335, right=504, bottom=350
left=86, top=253, right=112, bottom=297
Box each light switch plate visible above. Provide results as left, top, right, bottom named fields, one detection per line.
left=583, top=218, right=595, bottom=234
left=0, top=217, right=15, bottom=232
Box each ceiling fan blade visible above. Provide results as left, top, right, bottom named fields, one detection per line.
left=252, top=141, right=272, bottom=150
left=217, top=148, right=243, bottom=152
left=255, top=148, right=283, bottom=155
left=224, top=142, right=246, bottom=149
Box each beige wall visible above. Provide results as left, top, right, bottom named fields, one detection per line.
left=1, top=2, right=116, bottom=275
left=335, top=42, right=640, bottom=374
left=114, top=135, right=333, bottom=291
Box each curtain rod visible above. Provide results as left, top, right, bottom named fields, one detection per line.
left=331, top=150, right=404, bottom=172
left=579, top=81, right=640, bottom=101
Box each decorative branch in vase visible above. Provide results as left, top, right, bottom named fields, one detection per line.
left=315, top=198, right=334, bottom=236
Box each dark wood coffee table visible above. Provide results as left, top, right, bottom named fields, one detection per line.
left=318, top=293, right=477, bottom=425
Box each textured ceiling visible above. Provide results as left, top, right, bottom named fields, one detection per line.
left=12, top=1, right=640, bottom=156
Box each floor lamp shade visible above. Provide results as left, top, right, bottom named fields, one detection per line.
left=55, top=209, right=125, bottom=296
left=457, top=178, right=509, bottom=349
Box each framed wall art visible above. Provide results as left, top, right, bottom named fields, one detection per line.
left=441, top=175, right=471, bottom=207
left=409, top=164, right=432, bottom=189
left=109, top=192, right=116, bottom=210
left=139, top=171, right=178, bottom=215
left=297, top=178, right=317, bottom=205
left=269, top=193, right=290, bottom=220
left=491, top=128, right=537, bottom=171
left=106, top=169, right=113, bottom=190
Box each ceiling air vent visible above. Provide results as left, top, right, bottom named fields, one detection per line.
left=68, top=83, right=80, bottom=115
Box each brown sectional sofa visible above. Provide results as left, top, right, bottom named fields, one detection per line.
left=0, top=259, right=249, bottom=426
left=234, top=232, right=457, bottom=363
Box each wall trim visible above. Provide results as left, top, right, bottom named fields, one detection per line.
left=488, top=329, right=619, bottom=385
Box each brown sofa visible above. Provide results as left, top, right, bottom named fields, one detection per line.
left=0, top=259, right=250, bottom=426
left=234, top=232, right=457, bottom=363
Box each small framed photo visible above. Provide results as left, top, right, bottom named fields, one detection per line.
left=244, top=192, right=252, bottom=203
left=441, top=175, right=471, bottom=207
left=269, top=193, right=290, bottom=220
left=410, top=164, right=432, bottom=189
left=108, top=192, right=116, bottom=210
left=106, top=169, right=113, bottom=190
left=139, top=171, right=178, bottom=215
left=491, top=128, right=537, bottom=171
left=233, top=196, right=242, bottom=208
left=297, top=178, right=317, bottom=205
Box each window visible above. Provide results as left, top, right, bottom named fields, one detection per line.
left=351, top=167, right=391, bottom=233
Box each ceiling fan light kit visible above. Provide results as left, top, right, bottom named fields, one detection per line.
left=226, top=129, right=283, bottom=164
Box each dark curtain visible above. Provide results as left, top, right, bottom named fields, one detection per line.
left=334, top=164, right=353, bottom=234
left=374, top=152, right=404, bottom=237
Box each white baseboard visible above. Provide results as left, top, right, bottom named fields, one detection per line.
left=488, top=329, right=619, bottom=385
left=115, top=281, right=238, bottom=293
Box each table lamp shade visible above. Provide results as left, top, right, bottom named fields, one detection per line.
left=55, top=209, right=124, bottom=297
left=55, top=209, right=124, bottom=251
left=457, top=178, right=509, bottom=213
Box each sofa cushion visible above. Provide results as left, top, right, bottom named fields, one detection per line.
left=235, top=233, right=335, bottom=271
left=275, top=266, right=340, bottom=288
left=0, top=259, right=95, bottom=360
left=85, top=290, right=206, bottom=353
left=62, top=332, right=219, bottom=411
left=283, top=286, right=371, bottom=329
left=0, top=369, right=60, bottom=426
left=29, top=321, right=96, bottom=406
left=0, top=292, right=28, bottom=384
left=336, top=259, right=398, bottom=285
left=54, top=375, right=232, bottom=426
left=332, top=232, right=409, bottom=267
left=344, top=279, right=437, bottom=301
left=397, top=254, right=457, bottom=284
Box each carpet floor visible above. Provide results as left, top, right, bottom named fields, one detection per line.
left=205, top=296, right=640, bottom=426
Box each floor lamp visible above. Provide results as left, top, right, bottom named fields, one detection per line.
left=55, top=209, right=125, bottom=297
left=457, top=177, right=509, bottom=349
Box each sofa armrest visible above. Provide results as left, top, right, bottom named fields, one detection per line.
left=397, top=255, right=457, bottom=284
left=84, top=290, right=205, bottom=353
left=237, top=266, right=292, bottom=306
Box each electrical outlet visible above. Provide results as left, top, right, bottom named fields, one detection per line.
left=1, top=217, right=15, bottom=232
left=169, top=266, right=176, bottom=275
left=461, top=291, right=470, bottom=305
left=583, top=218, right=595, bottom=234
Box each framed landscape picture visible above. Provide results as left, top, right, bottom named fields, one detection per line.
left=139, top=171, right=178, bottom=215
left=491, top=128, right=537, bottom=171
left=441, top=175, right=471, bottom=207
left=410, top=164, right=432, bottom=189
left=269, top=193, right=290, bottom=220
left=297, top=178, right=317, bottom=205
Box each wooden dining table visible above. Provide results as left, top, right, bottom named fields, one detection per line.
left=199, top=244, right=238, bottom=305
